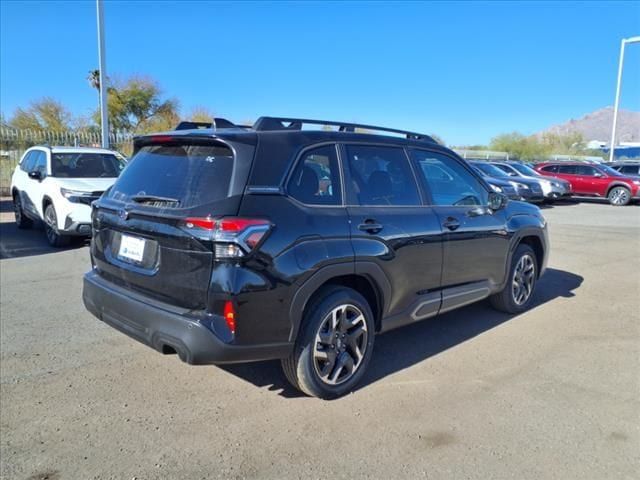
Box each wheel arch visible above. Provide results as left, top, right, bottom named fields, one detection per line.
left=288, top=262, right=390, bottom=342
left=606, top=182, right=631, bottom=196
left=518, top=235, right=544, bottom=277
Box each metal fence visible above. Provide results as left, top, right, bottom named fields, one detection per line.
left=0, top=127, right=133, bottom=195
left=0, top=126, right=609, bottom=196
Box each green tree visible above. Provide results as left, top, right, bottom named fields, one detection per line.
left=93, top=76, right=179, bottom=133
left=186, top=107, right=214, bottom=123
left=489, top=132, right=548, bottom=161
left=10, top=98, right=73, bottom=131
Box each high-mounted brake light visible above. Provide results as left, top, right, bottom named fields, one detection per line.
left=149, top=135, right=176, bottom=143
left=223, top=301, right=236, bottom=334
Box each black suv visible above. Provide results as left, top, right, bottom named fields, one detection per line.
left=83, top=117, right=549, bottom=398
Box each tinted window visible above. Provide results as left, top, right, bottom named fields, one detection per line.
left=410, top=150, right=487, bottom=206
left=494, top=164, right=519, bottom=176
left=51, top=152, right=125, bottom=178
left=620, top=165, right=640, bottom=175
left=344, top=145, right=420, bottom=206
left=21, top=151, right=37, bottom=172
left=33, top=151, right=47, bottom=175
left=475, top=162, right=510, bottom=178
left=558, top=165, right=577, bottom=174
left=540, top=165, right=558, bottom=173
left=575, top=165, right=598, bottom=176
left=288, top=145, right=341, bottom=205
left=107, top=142, right=233, bottom=208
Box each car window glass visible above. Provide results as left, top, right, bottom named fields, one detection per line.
left=495, top=164, right=518, bottom=176
left=558, top=165, right=577, bottom=174
left=541, top=165, right=558, bottom=173
left=576, top=165, right=597, bottom=176
left=21, top=151, right=37, bottom=172
left=287, top=145, right=341, bottom=205
left=410, top=149, right=488, bottom=206
left=33, top=151, right=47, bottom=175
left=620, top=165, right=638, bottom=175
left=344, top=145, right=420, bottom=206
left=51, top=153, right=125, bottom=178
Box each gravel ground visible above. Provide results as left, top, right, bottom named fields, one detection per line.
left=1, top=198, right=639, bottom=480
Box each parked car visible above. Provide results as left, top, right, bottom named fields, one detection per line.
left=471, top=161, right=545, bottom=203
left=607, top=162, right=640, bottom=179
left=10, top=146, right=126, bottom=246
left=83, top=117, right=549, bottom=399
left=535, top=162, right=640, bottom=206
left=492, top=161, right=572, bottom=202
left=473, top=170, right=520, bottom=200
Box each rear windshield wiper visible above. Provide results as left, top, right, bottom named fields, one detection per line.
left=131, top=194, right=180, bottom=204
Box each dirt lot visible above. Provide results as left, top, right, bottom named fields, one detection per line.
left=1, top=198, right=639, bottom=480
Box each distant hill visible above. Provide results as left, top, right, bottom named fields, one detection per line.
left=537, top=107, right=640, bottom=143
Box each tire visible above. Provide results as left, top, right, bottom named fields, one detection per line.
left=607, top=186, right=631, bottom=206
left=43, top=204, right=71, bottom=247
left=281, top=286, right=376, bottom=399
left=13, top=193, right=33, bottom=229
left=490, top=244, right=538, bottom=314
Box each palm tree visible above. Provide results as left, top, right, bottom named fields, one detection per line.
left=87, top=70, right=101, bottom=91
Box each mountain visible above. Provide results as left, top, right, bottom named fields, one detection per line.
left=537, top=107, right=640, bottom=143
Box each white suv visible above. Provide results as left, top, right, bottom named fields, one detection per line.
left=10, top=146, right=126, bottom=247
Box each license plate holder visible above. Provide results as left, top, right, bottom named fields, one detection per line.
left=118, top=234, right=146, bottom=263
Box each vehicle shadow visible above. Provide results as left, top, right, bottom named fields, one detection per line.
left=219, top=267, right=583, bottom=398
left=0, top=199, right=88, bottom=259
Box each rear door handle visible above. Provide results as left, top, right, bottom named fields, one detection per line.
left=358, top=220, right=383, bottom=234
left=442, top=216, right=461, bottom=231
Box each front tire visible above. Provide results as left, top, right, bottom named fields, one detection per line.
left=282, top=286, right=376, bottom=399
left=13, top=193, right=33, bottom=229
left=608, top=186, right=631, bottom=206
left=44, top=204, right=71, bottom=247
left=490, top=244, right=538, bottom=314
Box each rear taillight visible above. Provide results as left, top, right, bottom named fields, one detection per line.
left=182, top=217, right=272, bottom=259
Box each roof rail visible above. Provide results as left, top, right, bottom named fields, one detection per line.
left=175, top=118, right=237, bottom=131
left=253, top=116, right=436, bottom=143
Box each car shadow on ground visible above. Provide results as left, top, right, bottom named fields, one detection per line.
left=0, top=199, right=88, bottom=259
left=220, top=267, right=584, bottom=398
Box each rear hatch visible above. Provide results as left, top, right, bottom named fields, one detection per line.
left=91, top=135, right=254, bottom=310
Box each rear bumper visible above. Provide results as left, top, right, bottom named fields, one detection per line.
left=82, top=271, right=292, bottom=364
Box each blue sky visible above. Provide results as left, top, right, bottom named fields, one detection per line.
left=1, top=0, right=639, bottom=145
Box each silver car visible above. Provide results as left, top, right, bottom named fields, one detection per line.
left=493, top=162, right=572, bottom=202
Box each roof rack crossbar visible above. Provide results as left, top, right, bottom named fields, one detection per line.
left=253, top=117, right=436, bottom=143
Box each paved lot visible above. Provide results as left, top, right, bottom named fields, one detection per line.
left=1, top=198, right=639, bottom=480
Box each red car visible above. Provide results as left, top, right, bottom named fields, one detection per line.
left=535, top=162, right=640, bottom=206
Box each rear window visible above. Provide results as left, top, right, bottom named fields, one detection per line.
left=52, top=153, right=125, bottom=178
left=106, top=142, right=234, bottom=208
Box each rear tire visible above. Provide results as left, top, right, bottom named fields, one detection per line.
left=490, top=244, right=538, bottom=314
left=282, top=286, right=375, bottom=399
left=44, top=204, right=71, bottom=247
left=607, top=186, right=631, bottom=206
left=13, top=193, right=33, bottom=229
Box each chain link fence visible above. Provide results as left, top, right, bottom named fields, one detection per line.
left=0, top=127, right=133, bottom=195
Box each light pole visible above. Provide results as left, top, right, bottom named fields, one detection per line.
left=608, top=36, right=640, bottom=162
left=96, top=0, right=109, bottom=149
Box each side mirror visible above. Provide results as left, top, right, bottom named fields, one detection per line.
left=28, top=171, right=42, bottom=180
left=593, top=172, right=604, bottom=178
left=488, top=192, right=507, bottom=211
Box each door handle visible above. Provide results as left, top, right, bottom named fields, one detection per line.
left=358, top=220, right=383, bottom=234
left=442, top=216, right=461, bottom=231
